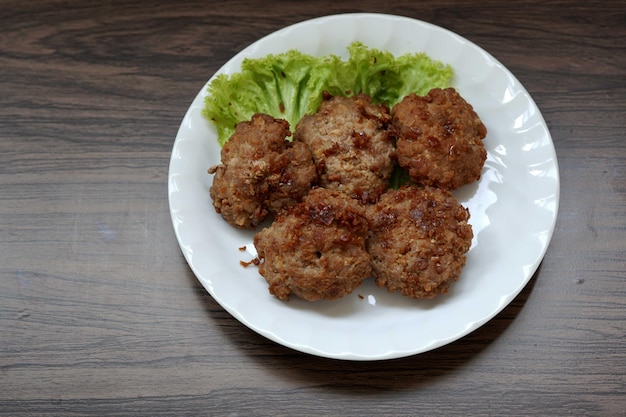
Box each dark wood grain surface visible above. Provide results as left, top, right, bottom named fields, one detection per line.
left=1, top=1, right=624, bottom=415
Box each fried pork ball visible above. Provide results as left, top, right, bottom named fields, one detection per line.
left=392, top=88, right=487, bottom=190
left=208, top=113, right=317, bottom=229
left=366, top=185, right=473, bottom=299
left=254, top=187, right=372, bottom=301
left=294, top=93, right=396, bottom=203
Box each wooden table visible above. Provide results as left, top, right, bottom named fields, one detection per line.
left=2, top=1, right=624, bottom=415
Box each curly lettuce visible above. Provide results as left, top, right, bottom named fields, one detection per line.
left=202, top=42, right=453, bottom=146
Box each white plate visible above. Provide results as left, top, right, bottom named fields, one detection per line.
left=168, top=13, right=559, bottom=360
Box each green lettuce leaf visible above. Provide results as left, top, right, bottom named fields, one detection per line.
left=324, top=42, right=453, bottom=108
left=202, top=42, right=453, bottom=146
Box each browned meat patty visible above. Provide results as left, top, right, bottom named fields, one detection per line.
left=392, top=88, right=487, bottom=190
left=209, top=113, right=317, bottom=229
left=254, top=187, right=372, bottom=301
left=294, top=93, right=396, bottom=203
left=366, top=185, right=473, bottom=299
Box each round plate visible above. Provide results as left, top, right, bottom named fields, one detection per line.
left=168, top=13, right=559, bottom=360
